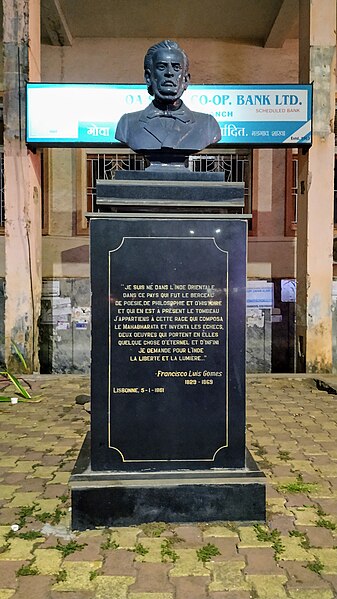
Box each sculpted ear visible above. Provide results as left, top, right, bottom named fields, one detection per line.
left=184, top=72, right=191, bottom=90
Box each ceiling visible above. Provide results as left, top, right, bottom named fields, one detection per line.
left=41, top=0, right=299, bottom=48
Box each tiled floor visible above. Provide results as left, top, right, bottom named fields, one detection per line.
left=0, top=375, right=337, bottom=598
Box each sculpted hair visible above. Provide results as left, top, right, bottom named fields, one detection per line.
left=144, top=40, right=189, bottom=94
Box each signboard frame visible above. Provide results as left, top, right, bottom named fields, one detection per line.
left=26, top=82, right=313, bottom=149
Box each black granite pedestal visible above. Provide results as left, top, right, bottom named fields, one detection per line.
left=71, top=434, right=265, bottom=530
left=70, top=175, right=266, bottom=529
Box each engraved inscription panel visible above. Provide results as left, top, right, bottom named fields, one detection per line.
left=108, top=237, right=228, bottom=462
left=90, top=218, right=246, bottom=472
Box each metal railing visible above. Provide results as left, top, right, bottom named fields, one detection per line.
left=86, top=152, right=145, bottom=212
left=189, top=152, right=251, bottom=210
left=86, top=150, right=251, bottom=213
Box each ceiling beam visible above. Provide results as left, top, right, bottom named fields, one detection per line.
left=41, top=0, right=73, bottom=46
left=264, top=0, right=298, bottom=48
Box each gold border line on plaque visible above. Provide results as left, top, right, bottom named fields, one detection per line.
left=108, top=235, right=229, bottom=463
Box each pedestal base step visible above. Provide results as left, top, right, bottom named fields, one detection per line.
left=70, top=436, right=266, bottom=530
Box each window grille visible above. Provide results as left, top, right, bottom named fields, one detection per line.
left=85, top=149, right=251, bottom=222
left=86, top=152, right=145, bottom=213
left=189, top=152, right=251, bottom=212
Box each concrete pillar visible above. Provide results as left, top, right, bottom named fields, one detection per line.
left=296, top=0, right=336, bottom=372
left=3, top=0, right=42, bottom=371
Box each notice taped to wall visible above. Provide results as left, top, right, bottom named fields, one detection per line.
left=42, top=280, right=60, bottom=297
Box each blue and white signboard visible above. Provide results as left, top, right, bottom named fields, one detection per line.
left=26, top=83, right=312, bottom=147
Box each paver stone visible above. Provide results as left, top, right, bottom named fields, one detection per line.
left=130, top=562, right=174, bottom=593
left=246, top=574, right=288, bottom=599
left=51, top=561, right=101, bottom=591
left=173, top=575, right=209, bottom=599
left=12, top=574, right=53, bottom=599
left=94, top=575, right=135, bottom=599
left=170, top=549, right=208, bottom=577
left=206, top=560, right=248, bottom=592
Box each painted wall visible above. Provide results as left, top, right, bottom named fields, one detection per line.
left=42, top=37, right=299, bottom=84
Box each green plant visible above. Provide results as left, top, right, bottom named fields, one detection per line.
left=306, top=557, right=324, bottom=574
left=0, top=542, right=10, bottom=553
left=17, top=531, right=43, bottom=540
left=58, top=494, right=69, bottom=504
left=288, top=530, right=311, bottom=549
left=141, top=522, right=167, bottom=537
left=55, top=569, right=68, bottom=582
left=160, top=539, right=179, bottom=563
left=53, top=539, right=87, bottom=557
left=277, top=475, right=318, bottom=494
left=11, top=340, right=29, bottom=370
left=36, top=507, right=66, bottom=525
left=16, top=503, right=39, bottom=527
left=89, top=569, right=100, bottom=581
left=289, top=529, right=302, bottom=537
left=226, top=522, right=240, bottom=535
left=133, top=542, right=149, bottom=556
left=272, top=536, right=285, bottom=558
left=316, top=517, right=336, bottom=530
left=300, top=537, right=311, bottom=550
left=4, top=529, right=15, bottom=541
left=253, top=525, right=285, bottom=559
left=196, top=543, right=221, bottom=563
left=254, top=524, right=274, bottom=542
left=16, top=563, right=40, bottom=576
left=100, top=536, right=119, bottom=551
left=36, top=511, right=53, bottom=523
left=0, top=341, right=32, bottom=401
left=278, top=450, right=291, bottom=462
left=5, top=527, right=43, bottom=542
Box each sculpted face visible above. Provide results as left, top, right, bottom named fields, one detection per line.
left=146, top=48, right=190, bottom=104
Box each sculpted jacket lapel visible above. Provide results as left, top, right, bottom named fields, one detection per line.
left=138, top=102, right=195, bottom=147
left=139, top=113, right=169, bottom=145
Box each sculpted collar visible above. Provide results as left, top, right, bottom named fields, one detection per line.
left=139, top=101, right=195, bottom=124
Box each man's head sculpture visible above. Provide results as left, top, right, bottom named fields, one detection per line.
left=143, top=40, right=190, bottom=105
left=115, top=40, right=221, bottom=155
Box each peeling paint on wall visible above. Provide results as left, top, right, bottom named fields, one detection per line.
left=311, top=46, right=335, bottom=138
left=247, top=308, right=265, bottom=328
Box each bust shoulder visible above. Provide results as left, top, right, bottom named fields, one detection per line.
left=188, top=109, right=221, bottom=143
left=116, top=109, right=146, bottom=128
left=115, top=110, right=145, bottom=143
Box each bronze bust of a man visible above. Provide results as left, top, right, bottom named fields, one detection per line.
left=115, top=40, right=221, bottom=153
